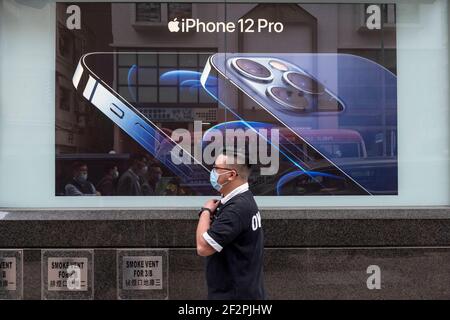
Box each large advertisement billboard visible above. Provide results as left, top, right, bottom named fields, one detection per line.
left=55, top=3, right=397, bottom=196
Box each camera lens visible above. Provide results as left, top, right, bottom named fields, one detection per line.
left=269, top=60, right=289, bottom=71
left=267, top=86, right=309, bottom=111
left=232, top=58, right=273, bottom=82
left=283, top=71, right=325, bottom=94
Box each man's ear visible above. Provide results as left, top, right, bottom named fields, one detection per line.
left=230, top=169, right=238, bottom=180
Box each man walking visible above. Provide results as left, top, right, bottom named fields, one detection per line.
left=116, top=153, right=148, bottom=196
left=196, top=150, right=266, bottom=300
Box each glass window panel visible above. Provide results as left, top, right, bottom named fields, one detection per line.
left=138, top=54, right=157, bottom=67
left=136, top=3, right=161, bottom=22
left=180, top=87, right=198, bottom=103
left=159, top=87, right=178, bottom=103
left=159, top=68, right=177, bottom=85
left=168, top=3, right=192, bottom=20
left=138, top=68, right=157, bottom=85
left=199, top=54, right=211, bottom=67
left=119, top=86, right=137, bottom=103
left=199, top=89, right=216, bottom=103
left=118, top=67, right=134, bottom=85
left=179, top=54, right=198, bottom=67
left=117, top=54, right=136, bottom=67
left=159, top=54, right=177, bottom=67
left=0, top=1, right=448, bottom=207
left=138, top=87, right=157, bottom=103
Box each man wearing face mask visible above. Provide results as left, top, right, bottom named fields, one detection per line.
left=117, top=153, right=148, bottom=196
left=142, top=163, right=163, bottom=195
left=96, top=164, right=120, bottom=196
left=196, top=149, right=266, bottom=300
left=65, top=162, right=101, bottom=196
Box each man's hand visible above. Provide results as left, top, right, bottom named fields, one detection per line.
left=202, top=199, right=220, bottom=213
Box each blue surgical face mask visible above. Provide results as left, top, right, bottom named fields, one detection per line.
left=210, top=169, right=231, bottom=192
left=77, top=173, right=88, bottom=182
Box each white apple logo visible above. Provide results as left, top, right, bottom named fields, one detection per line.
left=168, top=18, right=180, bottom=32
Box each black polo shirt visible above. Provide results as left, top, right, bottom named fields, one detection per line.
left=203, top=189, right=266, bottom=300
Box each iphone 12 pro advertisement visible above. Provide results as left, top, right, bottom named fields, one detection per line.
left=55, top=2, right=397, bottom=196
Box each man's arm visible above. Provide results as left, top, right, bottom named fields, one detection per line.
left=196, top=199, right=220, bottom=257
left=65, top=184, right=97, bottom=196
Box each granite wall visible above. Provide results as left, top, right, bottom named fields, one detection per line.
left=1, top=208, right=450, bottom=299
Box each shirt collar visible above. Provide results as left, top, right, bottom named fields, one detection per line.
left=220, top=182, right=249, bottom=204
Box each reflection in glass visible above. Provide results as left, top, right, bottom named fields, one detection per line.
left=136, top=3, right=161, bottom=22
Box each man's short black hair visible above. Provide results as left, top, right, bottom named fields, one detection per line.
left=103, top=163, right=118, bottom=174
left=147, top=158, right=161, bottom=169
left=221, top=148, right=252, bottom=169
left=72, top=161, right=87, bottom=172
left=220, top=147, right=252, bottom=180
left=130, top=153, right=147, bottom=165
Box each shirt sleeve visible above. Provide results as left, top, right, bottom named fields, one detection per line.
left=65, top=184, right=83, bottom=196
left=65, top=183, right=97, bottom=196
left=203, top=208, right=243, bottom=252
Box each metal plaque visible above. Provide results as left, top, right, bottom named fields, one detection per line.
left=117, top=249, right=168, bottom=300
left=122, top=256, right=163, bottom=290
left=47, top=257, right=88, bottom=291
left=41, top=249, right=93, bottom=300
left=0, top=257, right=16, bottom=291
left=0, top=250, right=22, bottom=300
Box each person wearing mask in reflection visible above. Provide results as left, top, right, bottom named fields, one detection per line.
left=65, top=162, right=101, bottom=196
left=96, top=164, right=119, bottom=196
left=116, top=153, right=148, bottom=196
left=142, top=162, right=163, bottom=195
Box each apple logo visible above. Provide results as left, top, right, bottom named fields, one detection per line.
left=168, top=18, right=180, bottom=32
